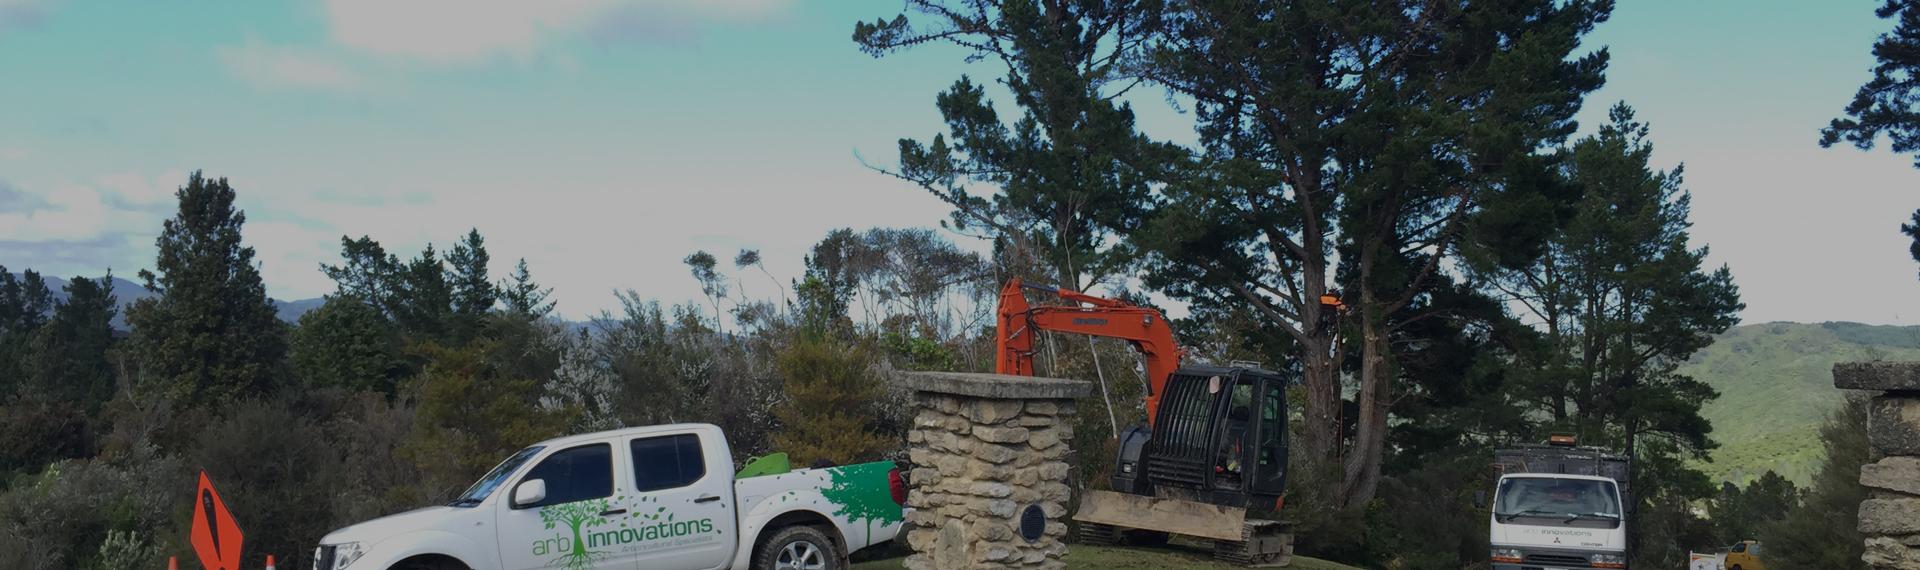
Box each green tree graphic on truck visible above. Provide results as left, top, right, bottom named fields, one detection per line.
left=819, top=462, right=903, bottom=541
left=540, top=499, right=613, bottom=569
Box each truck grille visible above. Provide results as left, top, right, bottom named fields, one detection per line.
left=313, top=545, right=335, bottom=570
left=1525, top=553, right=1590, bottom=566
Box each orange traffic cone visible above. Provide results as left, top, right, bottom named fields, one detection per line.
left=168, top=556, right=177, bottom=570
left=265, top=554, right=277, bottom=570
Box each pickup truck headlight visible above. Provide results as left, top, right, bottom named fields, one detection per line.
left=1589, top=553, right=1627, bottom=569
left=1490, top=547, right=1523, bottom=563
left=326, top=542, right=366, bottom=570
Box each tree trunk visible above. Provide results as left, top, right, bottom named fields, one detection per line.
left=1299, top=344, right=1339, bottom=483
left=1341, top=287, right=1389, bottom=507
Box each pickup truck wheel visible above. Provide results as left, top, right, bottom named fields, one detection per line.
left=756, top=525, right=841, bottom=570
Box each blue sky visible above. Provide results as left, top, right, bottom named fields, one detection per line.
left=1, top=0, right=1916, bottom=325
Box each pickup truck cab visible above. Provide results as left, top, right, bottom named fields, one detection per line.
left=312, top=423, right=906, bottom=570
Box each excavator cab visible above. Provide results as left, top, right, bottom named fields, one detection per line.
left=1112, top=365, right=1289, bottom=511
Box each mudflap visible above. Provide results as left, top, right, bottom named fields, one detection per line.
left=1072, top=489, right=1247, bottom=541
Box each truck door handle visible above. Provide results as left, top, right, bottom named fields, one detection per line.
left=599, top=508, right=627, bottom=516
left=695, top=494, right=722, bottom=504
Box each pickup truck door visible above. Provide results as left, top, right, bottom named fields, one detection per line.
left=621, top=430, right=734, bottom=570
left=496, top=441, right=636, bottom=570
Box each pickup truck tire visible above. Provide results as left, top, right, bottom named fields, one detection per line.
left=755, top=525, right=842, bottom=570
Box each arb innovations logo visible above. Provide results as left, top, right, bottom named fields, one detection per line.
left=588, top=518, right=716, bottom=547
left=533, top=497, right=719, bottom=569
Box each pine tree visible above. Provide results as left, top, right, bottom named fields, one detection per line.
left=446, top=229, right=496, bottom=341
left=1823, top=0, right=1920, bottom=277
left=499, top=258, right=555, bottom=319
left=1134, top=0, right=1612, bottom=508
left=855, top=0, right=1179, bottom=291
left=0, top=267, right=54, bottom=392
left=125, top=172, right=289, bottom=408
left=390, top=245, right=453, bottom=343
left=26, top=274, right=119, bottom=411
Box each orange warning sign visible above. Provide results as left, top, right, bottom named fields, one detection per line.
left=190, top=471, right=244, bottom=570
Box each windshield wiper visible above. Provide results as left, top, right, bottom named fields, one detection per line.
left=1494, top=509, right=1563, bottom=522
left=1566, top=512, right=1620, bottom=521
left=446, top=497, right=483, bottom=507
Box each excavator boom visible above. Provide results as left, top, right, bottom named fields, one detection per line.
left=995, top=278, right=1182, bottom=425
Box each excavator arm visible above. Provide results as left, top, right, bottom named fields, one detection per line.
left=995, top=278, right=1183, bottom=424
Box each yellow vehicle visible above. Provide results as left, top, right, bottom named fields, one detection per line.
left=1724, top=540, right=1766, bottom=570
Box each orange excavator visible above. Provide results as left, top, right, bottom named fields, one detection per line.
left=995, top=278, right=1342, bottom=566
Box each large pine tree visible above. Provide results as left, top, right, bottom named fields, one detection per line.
left=1134, top=0, right=1612, bottom=508
left=1824, top=0, right=1920, bottom=275
left=126, top=171, right=288, bottom=408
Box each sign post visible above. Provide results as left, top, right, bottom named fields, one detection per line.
left=189, top=471, right=244, bottom=570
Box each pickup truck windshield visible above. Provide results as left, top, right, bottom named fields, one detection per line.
left=449, top=445, right=545, bottom=507
left=1494, top=477, right=1621, bottom=527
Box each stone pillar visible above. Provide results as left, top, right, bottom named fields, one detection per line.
left=899, top=372, right=1092, bottom=570
left=1834, top=361, right=1920, bottom=569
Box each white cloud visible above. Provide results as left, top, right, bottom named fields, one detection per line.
left=217, top=39, right=368, bottom=93
left=0, top=0, right=52, bottom=34
left=322, top=0, right=790, bottom=64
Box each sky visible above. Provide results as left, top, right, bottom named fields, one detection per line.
left=0, top=1, right=1916, bottom=325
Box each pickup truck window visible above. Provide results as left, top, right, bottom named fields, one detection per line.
left=450, top=445, right=545, bottom=507
left=518, top=443, right=613, bottom=508
left=631, top=433, right=705, bottom=492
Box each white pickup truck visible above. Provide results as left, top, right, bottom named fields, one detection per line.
left=311, top=423, right=907, bottom=570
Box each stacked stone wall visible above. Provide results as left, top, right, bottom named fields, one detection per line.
left=1834, top=362, right=1920, bottom=569
left=899, top=372, right=1090, bottom=570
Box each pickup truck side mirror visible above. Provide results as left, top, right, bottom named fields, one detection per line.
left=1473, top=490, right=1487, bottom=509
left=513, top=479, right=548, bottom=508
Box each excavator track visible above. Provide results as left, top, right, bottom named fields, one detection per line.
left=1210, top=520, right=1292, bottom=567
left=1077, top=522, right=1120, bottom=546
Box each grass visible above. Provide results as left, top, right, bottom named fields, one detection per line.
left=1679, top=321, right=1920, bottom=485
left=851, top=543, right=1365, bottom=570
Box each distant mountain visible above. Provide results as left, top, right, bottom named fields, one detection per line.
left=10, top=273, right=324, bottom=329
left=1685, top=321, right=1920, bottom=485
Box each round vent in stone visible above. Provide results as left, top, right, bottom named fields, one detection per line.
left=1018, top=504, right=1046, bottom=543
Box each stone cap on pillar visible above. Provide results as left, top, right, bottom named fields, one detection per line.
left=902, top=371, right=1092, bottom=400
left=1834, top=361, right=1920, bottom=391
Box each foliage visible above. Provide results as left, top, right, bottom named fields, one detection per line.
left=1823, top=0, right=1920, bottom=277
left=0, top=445, right=187, bottom=570
left=500, top=258, right=556, bottom=319
left=771, top=336, right=891, bottom=466
left=24, top=274, right=118, bottom=412
left=291, top=296, right=409, bottom=397
left=1135, top=0, right=1613, bottom=509
left=0, top=267, right=55, bottom=389
left=192, top=398, right=342, bottom=570
left=1360, top=450, right=1492, bottom=570
left=1758, top=397, right=1869, bottom=570
left=404, top=339, right=572, bottom=488
left=856, top=0, right=1179, bottom=290
left=1707, top=471, right=1799, bottom=545
left=447, top=229, right=498, bottom=342
left=125, top=171, right=289, bottom=410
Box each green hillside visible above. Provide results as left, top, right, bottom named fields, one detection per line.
left=1686, top=321, right=1920, bottom=484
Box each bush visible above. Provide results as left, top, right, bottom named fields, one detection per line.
left=0, top=445, right=186, bottom=570
left=1759, top=397, right=1868, bottom=569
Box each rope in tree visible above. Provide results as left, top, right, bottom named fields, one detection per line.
left=1088, top=336, right=1119, bottom=437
